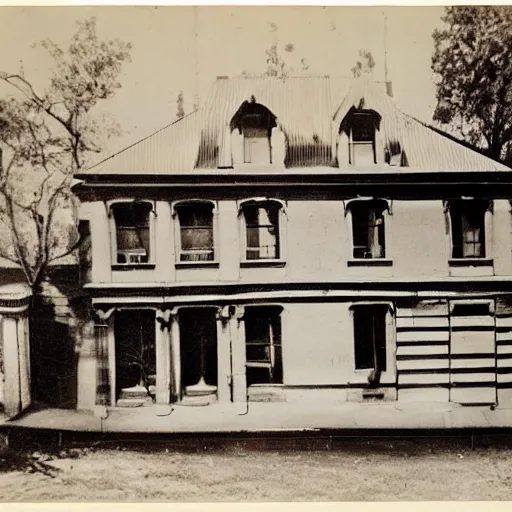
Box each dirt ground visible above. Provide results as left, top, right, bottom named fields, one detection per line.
left=1, top=436, right=512, bottom=501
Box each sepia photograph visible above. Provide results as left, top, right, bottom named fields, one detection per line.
left=1, top=0, right=512, bottom=503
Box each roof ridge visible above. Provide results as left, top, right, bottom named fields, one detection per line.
left=221, top=74, right=337, bottom=80
left=86, top=110, right=198, bottom=172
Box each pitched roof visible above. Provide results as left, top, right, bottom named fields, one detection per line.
left=84, top=75, right=510, bottom=176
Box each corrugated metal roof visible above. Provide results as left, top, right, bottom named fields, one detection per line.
left=87, top=111, right=201, bottom=175
left=85, top=75, right=510, bottom=176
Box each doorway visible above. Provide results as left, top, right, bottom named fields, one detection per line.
left=179, top=308, right=218, bottom=400
left=114, top=309, right=156, bottom=405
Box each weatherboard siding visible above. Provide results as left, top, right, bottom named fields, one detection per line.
left=396, top=301, right=451, bottom=399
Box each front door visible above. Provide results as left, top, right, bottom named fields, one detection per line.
left=179, top=308, right=218, bottom=401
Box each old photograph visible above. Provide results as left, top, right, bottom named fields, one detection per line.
left=1, top=2, right=512, bottom=502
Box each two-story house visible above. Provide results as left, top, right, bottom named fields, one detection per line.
left=13, top=74, right=512, bottom=431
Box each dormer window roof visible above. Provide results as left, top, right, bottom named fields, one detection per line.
left=230, top=99, right=277, bottom=165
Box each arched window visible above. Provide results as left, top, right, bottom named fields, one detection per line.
left=240, top=200, right=282, bottom=261
left=111, top=202, right=152, bottom=265
left=447, top=200, right=490, bottom=259
left=174, top=202, right=215, bottom=262
left=231, top=98, right=277, bottom=165
left=349, top=200, right=388, bottom=259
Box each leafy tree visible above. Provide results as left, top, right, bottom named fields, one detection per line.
left=432, top=6, right=512, bottom=162
left=0, top=17, right=131, bottom=292
left=241, top=23, right=309, bottom=79
left=351, top=50, right=376, bottom=78
left=263, top=43, right=309, bottom=79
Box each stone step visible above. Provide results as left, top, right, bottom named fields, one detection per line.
left=116, top=396, right=154, bottom=408
left=179, top=394, right=217, bottom=407
left=119, top=384, right=155, bottom=400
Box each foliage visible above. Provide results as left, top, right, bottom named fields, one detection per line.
left=0, top=17, right=131, bottom=290
left=351, top=50, right=376, bottom=78
left=241, top=22, right=309, bottom=79
left=432, top=6, right=512, bottom=162
left=176, top=91, right=185, bottom=120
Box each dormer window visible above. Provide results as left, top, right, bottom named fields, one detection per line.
left=348, top=110, right=377, bottom=166
left=112, top=202, right=152, bottom=265
left=231, top=99, right=277, bottom=165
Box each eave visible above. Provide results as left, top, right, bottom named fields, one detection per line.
left=72, top=170, right=512, bottom=200
left=84, top=277, right=512, bottom=301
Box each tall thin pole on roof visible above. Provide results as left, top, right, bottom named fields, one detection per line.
left=193, top=6, right=200, bottom=111
left=383, top=10, right=393, bottom=97
left=383, top=10, right=389, bottom=84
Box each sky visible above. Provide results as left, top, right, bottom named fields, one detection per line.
left=0, top=5, right=446, bottom=160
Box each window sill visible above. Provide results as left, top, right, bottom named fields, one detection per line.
left=347, top=259, right=393, bottom=267
left=240, top=259, right=286, bottom=268
left=111, top=263, right=155, bottom=271
left=175, top=261, right=219, bottom=269
left=449, top=258, right=493, bottom=267
left=231, top=163, right=285, bottom=172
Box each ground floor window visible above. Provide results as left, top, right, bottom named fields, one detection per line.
left=114, top=309, right=156, bottom=403
left=353, top=305, right=387, bottom=372
left=179, top=308, right=218, bottom=397
left=244, top=306, right=283, bottom=386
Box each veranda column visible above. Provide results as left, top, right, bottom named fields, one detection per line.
left=155, top=308, right=172, bottom=404
left=230, top=306, right=247, bottom=403
left=169, top=308, right=181, bottom=402
left=3, top=316, right=21, bottom=417
left=76, top=317, right=97, bottom=410
left=94, top=308, right=115, bottom=408
left=216, top=306, right=232, bottom=402
left=16, top=315, right=31, bottom=411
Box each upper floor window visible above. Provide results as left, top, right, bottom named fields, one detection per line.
left=448, top=200, right=489, bottom=259
left=112, top=202, right=152, bottom=265
left=350, top=200, right=387, bottom=259
left=244, top=306, right=283, bottom=386
left=241, top=201, right=281, bottom=261
left=231, top=98, right=277, bottom=165
left=175, top=202, right=214, bottom=262
left=348, top=110, right=378, bottom=166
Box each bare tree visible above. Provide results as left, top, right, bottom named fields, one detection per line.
left=0, top=17, right=131, bottom=293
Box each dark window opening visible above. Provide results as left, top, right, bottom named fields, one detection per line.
left=114, top=309, right=156, bottom=402
left=243, top=203, right=280, bottom=260
left=244, top=306, right=283, bottom=385
left=349, top=111, right=377, bottom=166
left=450, top=201, right=487, bottom=258
left=452, top=303, right=491, bottom=317
left=113, top=202, right=151, bottom=264
left=176, top=203, right=214, bottom=262
left=231, top=101, right=277, bottom=164
left=351, top=201, right=386, bottom=259
left=179, top=308, right=218, bottom=395
left=353, top=306, right=387, bottom=372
